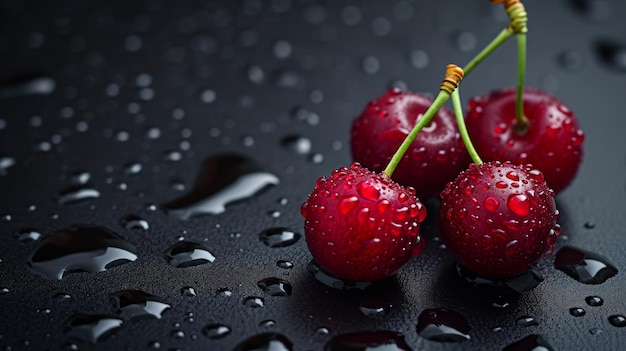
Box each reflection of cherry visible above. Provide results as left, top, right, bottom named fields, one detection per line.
left=439, top=161, right=560, bottom=279
left=350, top=88, right=469, bottom=199
left=301, top=162, right=426, bottom=282
left=466, top=88, right=584, bottom=193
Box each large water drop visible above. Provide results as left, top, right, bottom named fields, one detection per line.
left=416, top=308, right=471, bottom=342
left=554, top=246, right=617, bottom=284
left=63, top=314, right=124, bottom=344
left=109, top=289, right=170, bottom=320
left=163, top=241, right=215, bottom=267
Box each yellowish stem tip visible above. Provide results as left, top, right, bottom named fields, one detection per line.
left=440, top=64, right=465, bottom=95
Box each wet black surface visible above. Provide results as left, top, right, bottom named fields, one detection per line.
left=1, top=0, right=626, bottom=350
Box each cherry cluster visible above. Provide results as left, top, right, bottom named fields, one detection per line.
left=301, top=1, right=584, bottom=282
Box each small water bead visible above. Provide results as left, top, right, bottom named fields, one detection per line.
left=309, top=152, right=324, bottom=164
left=63, top=314, right=124, bottom=344
left=202, top=324, right=231, bottom=339
left=121, top=215, right=149, bottom=230
left=0, top=75, right=56, bottom=98
left=516, top=316, right=539, bottom=327
left=27, top=226, right=137, bottom=280
left=291, top=106, right=320, bottom=126
left=260, top=320, right=277, bottom=328
left=455, top=31, right=477, bottom=52
left=371, top=17, right=392, bottom=37
left=243, top=296, right=264, bottom=308
left=57, top=186, right=100, bottom=205
left=362, top=56, right=380, bottom=74
left=554, top=246, right=617, bottom=284
left=247, top=65, right=265, bottom=84
left=608, top=315, right=626, bottom=327
left=257, top=278, right=292, bottom=297
left=280, top=135, right=312, bottom=155
left=0, top=156, right=15, bottom=175
left=216, top=288, right=232, bottom=297
left=148, top=341, right=161, bottom=349
left=163, top=241, right=215, bottom=267
left=259, top=227, right=301, bottom=248
left=570, top=307, right=586, bottom=317
left=594, top=39, right=626, bottom=72
left=585, top=296, right=604, bottom=306
left=583, top=221, right=596, bottom=229
left=325, top=331, right=411, bottom=351
left=273, top=40, right=292, bottom=59
left=276, top=260, right=293, bottom=269
left=416, top=308, right=471, bottom=342
left=170, top=330, right=185, bottom=339
left=359, top=298, right=391, bottom=318
left=16, top=229, right=41, bottom=242
left=110, top=289, right=170, bottom=320
left=181, top=286, right=197, bottom=297
left=589, top=328, right=603, bottom=336
left=233, top=332, right=293, bottom=351
left=503, top=334, right=555, bottom=351
left=1, top=287, right=9, bottom=295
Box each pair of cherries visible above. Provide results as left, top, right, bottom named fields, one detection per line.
left=301, top=86, right=583, bottom=282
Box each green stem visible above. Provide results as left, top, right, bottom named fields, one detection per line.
left=451, top=89, right=482, bottom=165
left=463, top=27, right=514, bottom=76
left=383, top=91, right=452, bottom=177
left=515, top=32, right=529, bottom=133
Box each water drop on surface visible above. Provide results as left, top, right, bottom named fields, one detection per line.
left=589, top=327, right=603, bottom=336
left=503, top=334, right=555, bottom=351
left=570, top=307, right=586, bottom=317
left=594, top=39, right=626, bottom=72
left=276, top=260, right=293, bottom=269
left=63, top=314, right=124, bottom=344
left=257, top=278, right=292, bottom=297
left=27, top=226, right=137, bottom=280
left=457, top=264, right=543, bottom=293
left=16, top=229, right=41, bottom=242
left=307, top=260, right=372, bottom=291
left=554, top=246, right=617, bottom=284
left=57, top=186, right=100, bottom=205
left=243, top=296, right=265, bottom=308
left=202, top=324, right=231, bottom=339
left=121, top=215, right=149, bottom=230
left=359, top=298, right=391, bottom=318
left=0, top=75, right=56, bottom=98
left=109, top=289, right=170, bottom=320
left=325, top=330, right=411, bottom=351
left=416, top=308, right=471, bottom=342
left=585, top=296, right=603, bottom=306
left=259, top=227, right=301, bottom=248
left=280, top=135, right=312, bottom=155
left=163, top=241, right=215, bottom=267
left=163, top=154, right=279, bottom=220
left=608, top=315, right=626, bottom=327
left=233, top=332, right=292, bottom=351
left=0, top=156, right=15, bottom=175
left=181, top=286, right=197, bottom=296
left=516, top=316, right=539, bottom=327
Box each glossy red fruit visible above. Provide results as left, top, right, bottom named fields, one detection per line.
left=466, top=88, right=584, bottom=194
left=301, top=162, right=427, bottom=282
left=350, top=88, right=470, bottom=199
left=439, top=161, right=560, bottom=279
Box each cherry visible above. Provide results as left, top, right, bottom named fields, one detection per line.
left=466, top=88, right=584, bottom=193
left=301, top=162, right=426, bottom=282
left=350, top=88, right=470, bottom=199
left=439, top=160, right=560, bottom=279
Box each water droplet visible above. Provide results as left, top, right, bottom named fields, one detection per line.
left=594, top=39, right=626, bottom=72
left=570, top=307, right=586, bottom=317
left=308, top=260, right=372, bottom=291
left=416, top=308, right=471, bottom=342
left=63, top=314, right=124, bottom=344
left=457, top=264, right=544, bottom=293
left=233, top=332, right=292, bottom=351
left=585, top=296, right=603, bottom=306
left=516, top=316, right=539, bottom=327
left=163, top=241, right=215, bottom=267
left=260, top=320, right=277, bottom=328
left=608, top=315, right=626, bottom=327
left=483, top=196, right=500, bottom=211
left=359, top=298, right=391, bottom=318
left=110, top=289, right=170, bottom=320
left=0, top=75, right=56, bottom=98
left=280, top=135, right=312, bottom=155
left=362, top=56, right=380, bottom=74
left=16, top=229, right=41, bottom=242
left=257, top=278, right=292, bottom=297
left=554, top=246, right=617, bottom=284
left=276, top=260, right=293, bottom=269
left=583, top=221, right=596, bottom=229
left=181, top=286, right=197, bottom=296
left=409, top=49, right=429, bottom=69
left=243, top=296, right=264, bottom=308
left=259, top=227, right=301, bottom=248
left=27, top=226, right=137, bottom=280
left=291, top=106, right=320, bottom=125
left=356, top=181, right=381, bottom=201
left=202, top=324, right=231, bottom=339
left=507, top=194, right=530, bottom=216
left=0, top=156, right=15, bottom=175
left=455, top=31, right=477, bottom=52
left=163, top=154, right=279, bottom=220
left=57, top=186, right=100, bottom=205
left=170, top=329, right=185, bottom=339
left=589, top=327, right=603, bottom=336
left=121, top=215, right=149, bottom=231
left=324, top=331, right=411, bottom=351
left=503, top=334, right=555, bottom=351
left=1, top=287, right=9, bottom=295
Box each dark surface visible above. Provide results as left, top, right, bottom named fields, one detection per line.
left=1, top=0, right=625, bottom=350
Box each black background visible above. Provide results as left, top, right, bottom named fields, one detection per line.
left=1, top=0, right=625, bottom=350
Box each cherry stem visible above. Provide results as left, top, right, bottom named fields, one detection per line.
left=463, top=27, right=514, bottom=76
left=383, top=65, right=464, bottom=178
left=451, top=88, right=483, bottom=165
left=514, top=32, right=529, bottom=134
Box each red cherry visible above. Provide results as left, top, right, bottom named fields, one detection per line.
left=301, top=162, right=427, bottom=282
left=439, top=161, right=560, bottom=279
left=466, top=88, right=584, bottom=193
left=350, top=88, right=470, bottom=199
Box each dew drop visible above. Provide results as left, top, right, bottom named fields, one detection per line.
left=259, top=227, right=301, bottom=248
left=324, top=331, right=411, bottom=351
left=416, top=308, right=471, bottom=342
left=233, top=332, right=292, bottom=351
left=554, top=246, right=618, bottom=284
left=121, top=215, right=149, bottom=230
left=483, top=196, right=500, bottom=211
left=608, top=315, right=626, bottom=328
left=356, top=181, right=380, bottom=201
left=507, top=194, right=530, bottom=216
left=359, top=298, right=391, bottom=318
left=280, top=135, right=312, bottom=155
left=569, top=307, right=586, bottom=317
left=163, top=154, right=279, bottom=219
left=516, top=316, right=539, bottom=327
left=16, top=229, right=42, bottom=242
left=243, top=296, right=264, bottom=308
left=277, top=260, right=293, bottom=269
left=257, top=278, right=292, bottom=297
left=583, top=222, right=596, bottom=229
left=181, top=286, right=197, bottom=297
left=589, top=327, right=603, bottom=336
left=27, top=226, right=137, bottom=280
left=0, top=75, right=56, bottom=98
left=585, top=295, right=603, bottom=306
left=0, top=156, right=15, bottom=175
left=109, top=289, right=170, bottom=320
left=260, top=320, right=277, bottom=328
left=57, top=186, right=100, bottom=205
left=63, top=314, right=124, bottom=344
left=503, top=334, right=555, bottom=351
left=163, top=241, right=215, bottom=267
left=202, top=324, right=231, bottom=339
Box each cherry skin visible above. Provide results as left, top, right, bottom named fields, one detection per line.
left=466, top=88, right=584, bottom=194
left=350, top=88, right=470, bottom=199
left=439, top=161, right=560, bottom=279
left=301, top=162, right=427, bottom=282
